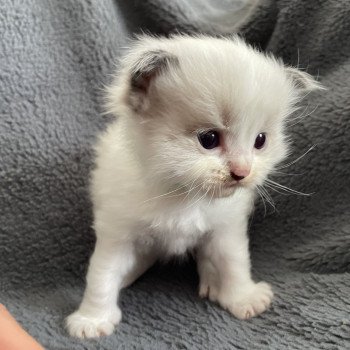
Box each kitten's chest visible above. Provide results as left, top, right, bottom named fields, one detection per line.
left=142, top=204, right=210, bottom=256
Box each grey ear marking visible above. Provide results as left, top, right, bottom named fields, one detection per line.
left=130, top=50, right=178, bottom=93
left=286, top=67, right=325, bottom=92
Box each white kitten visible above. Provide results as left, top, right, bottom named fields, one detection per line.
left=66, top=35, right=322, bottom=338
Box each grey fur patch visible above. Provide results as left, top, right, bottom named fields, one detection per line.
left=130, top=50, right=179, bottom=92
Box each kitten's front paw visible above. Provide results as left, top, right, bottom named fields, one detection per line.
left=66, top=307, right=121, bottom=338
left=219, top=282, right=273, bottom=320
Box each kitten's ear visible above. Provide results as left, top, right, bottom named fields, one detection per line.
left=128, top=50, right=179, bottom=112
left=286, top=67, right=325, bottom=92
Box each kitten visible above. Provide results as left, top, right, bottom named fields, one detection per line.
left=66, top=35, right=322, bottom=338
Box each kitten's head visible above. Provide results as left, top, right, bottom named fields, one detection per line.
left=107, top=35, right=323, bottom=199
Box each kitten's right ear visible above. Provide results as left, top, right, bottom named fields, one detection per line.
left=285, top=67, right=325, bottom=92
left=128, top=50, right=179, bottom=113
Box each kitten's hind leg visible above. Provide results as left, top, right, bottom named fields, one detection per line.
left=66, top=236, right=157, bottom=338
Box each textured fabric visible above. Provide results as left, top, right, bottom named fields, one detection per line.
left=0, top=0, right=349, bottom=349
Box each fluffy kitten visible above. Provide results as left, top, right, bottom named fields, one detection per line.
left=66, top=35, right=322, bottom=338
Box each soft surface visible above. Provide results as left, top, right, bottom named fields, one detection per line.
left=0, top=0, right=349, bottom=349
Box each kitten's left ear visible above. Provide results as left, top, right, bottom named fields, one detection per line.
left=286, top=67, right=325, bottom=92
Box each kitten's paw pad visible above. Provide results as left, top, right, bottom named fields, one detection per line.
left=221, top=282, right=273, bottom=320
left=66, top=307, right=121, bottom=338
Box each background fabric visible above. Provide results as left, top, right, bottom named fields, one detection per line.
left=0, top=0, right=349, bottom=349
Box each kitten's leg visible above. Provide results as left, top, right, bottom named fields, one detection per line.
left=197, top=221, right=273, bottom=320
left=66, top=236, right=157, bottom=338
left=121, top=244, right=158, bottom=289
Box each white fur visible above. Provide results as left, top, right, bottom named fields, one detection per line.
left=66, top=35, right=321, bottom=338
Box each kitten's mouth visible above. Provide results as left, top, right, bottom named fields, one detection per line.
left=223, top=180, right=241, bottom=188
left=220, top=180, right=248, bottom=194
left=202, top=180, right=247, bottom=199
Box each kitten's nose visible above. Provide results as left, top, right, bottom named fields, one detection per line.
left=229, top=164, right=251, bottom=182
left=230, top=172, right=246, bottom=181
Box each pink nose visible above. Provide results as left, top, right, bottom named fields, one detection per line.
left=229, top=166, right=251, bottom=182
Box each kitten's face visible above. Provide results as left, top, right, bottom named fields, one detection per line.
left=140, top=71, right=291, bottom=198
left=109, top=36, right=321, bottom=199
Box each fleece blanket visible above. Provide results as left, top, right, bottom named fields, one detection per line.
left=0, top=0, right=349, bottom=349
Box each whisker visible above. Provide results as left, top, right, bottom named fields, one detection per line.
left=265, top=179, right=314, bottom=196
left=142, top=182, right=190, bottom=203
left=182, top=173, right=203, bottom=203
left=143, top=163, right=208, bottom=203
left=256, top=187, right=267, bottom=217
left=272, top=170, right=305, bottom=177
left=276, top=145, right=316, bottom=170
left=287, top=103, right=319, bottom=128
left=258, top=185, right=276, bottom=213
left=264, top=183, right=291, bottom=196
left=179, top=181, right=205, bottom=203
left=209, top=185, right=215, bottom=206
left=261, top=187, right=276, bottom=210
left=143, top=168, right=203, bottom=203
left=185, top=185, right=209, bottom=210
left=185, top=180, right=205, bottom=205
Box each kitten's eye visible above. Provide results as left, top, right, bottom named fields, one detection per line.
left=254, top=133, right=266, bottom=149
left=198, top=130, right=220, bottom=149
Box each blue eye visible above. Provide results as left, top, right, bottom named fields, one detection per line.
left=254, top=133, right=266, bottom=149
left=198, top=130, right=220, bottom=149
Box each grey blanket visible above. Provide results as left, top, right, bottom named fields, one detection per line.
left=1, top=0, right=349, bottom=349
